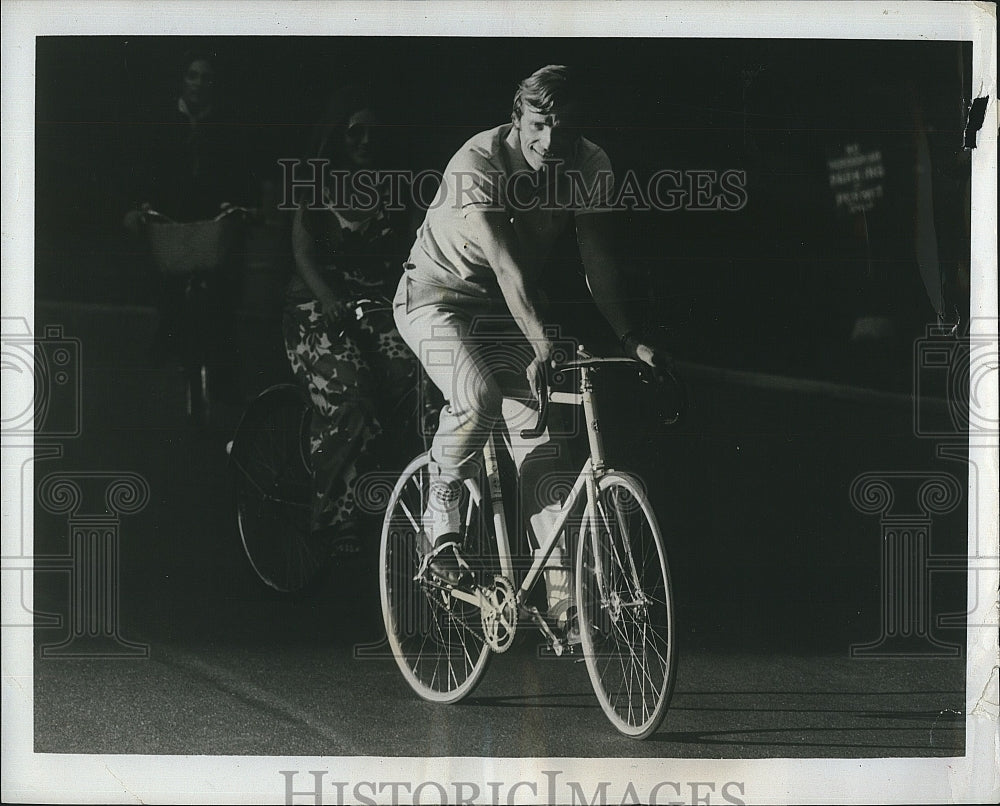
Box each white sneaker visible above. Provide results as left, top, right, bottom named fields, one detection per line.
left=422, top=479, right=466, bottom=584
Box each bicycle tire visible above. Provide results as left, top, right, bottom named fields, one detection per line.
left=379, top=453, right=495, bottom=703
left=230, top=384, right=322, bottom=593
left=576, top=471, right=677, bottom=739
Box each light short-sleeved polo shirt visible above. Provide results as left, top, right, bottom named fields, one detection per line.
left=405, top=123, right=614, bottom=307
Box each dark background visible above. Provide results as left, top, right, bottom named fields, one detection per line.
left=35, top=36, right=973, bottom=389
left=32, top=37, right=972, bottom=668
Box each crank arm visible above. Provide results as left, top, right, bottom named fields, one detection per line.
left=523, top=604, right=568, bottom=656
left=450, top=587, right=485, bottom=609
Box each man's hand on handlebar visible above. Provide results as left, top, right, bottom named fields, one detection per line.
left=123, top=202, right=154, bottom=234
left=526, top=338, right=555, bottom=403
left=621, top=330, right=685, bottom=424
left=621, top=331, right=675, bottom=383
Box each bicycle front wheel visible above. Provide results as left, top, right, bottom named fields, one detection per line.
left=379, top=453, right=493, bottom=703
left=230, top=384, right=320, bottom=593
left=576, top=472, right=677, bottom=739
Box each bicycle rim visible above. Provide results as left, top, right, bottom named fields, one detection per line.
left=379, top=454, right=493, bottom=703
left=232, top=387, right=320, bottom=593
left=577, top=472, right=676, bottom=738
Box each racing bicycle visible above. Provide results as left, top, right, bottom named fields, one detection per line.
left=379, top=348, right=684, bottom=738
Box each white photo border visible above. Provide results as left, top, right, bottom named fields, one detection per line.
left=2, top=1, right=997, bottom=804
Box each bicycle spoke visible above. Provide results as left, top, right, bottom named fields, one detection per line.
left=450, top=606, right=479, bottom=670
left=596, top=504, right=627, bottom=580
left=610, top=491, right=643, bottom=591
left=398, top=499, right=419, bottom=533
left=615, top=617, right=661, bottom=704
left=607, top=619, right=650, bottom=725
left=579, top=475, right=675, bottom=738
left=234, top=392, right=321, bottom=593
left=380, top=455, right=492, bottom=703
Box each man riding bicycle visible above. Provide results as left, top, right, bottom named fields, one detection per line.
left=393, top=65, right=668, bottom=634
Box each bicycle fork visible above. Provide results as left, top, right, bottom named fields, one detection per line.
left=579, top=365, right=646, bottom=611
left=581, top=365, right=612, bottom=605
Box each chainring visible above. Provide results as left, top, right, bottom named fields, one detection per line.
left=480, top=574, right=517, bottom=653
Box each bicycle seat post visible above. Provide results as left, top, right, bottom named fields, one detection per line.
left=482, top=431, right=515, bottom=582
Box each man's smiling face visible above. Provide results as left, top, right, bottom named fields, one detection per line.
left=516, top=105, right=579, bottom=171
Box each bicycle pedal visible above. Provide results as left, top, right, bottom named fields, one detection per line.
left=539, top=640, right=574, bottom=658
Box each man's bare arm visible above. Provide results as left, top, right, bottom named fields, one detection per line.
left=575, top=211, right=643, bottom=339
left=469, top=210, right=552, bottom=361
left=577, top=212, right=671, bottom=370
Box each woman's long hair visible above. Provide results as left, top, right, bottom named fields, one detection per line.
left=311, top=84, right=376, bottom=168
left=299, top=84, right=379, bottom=236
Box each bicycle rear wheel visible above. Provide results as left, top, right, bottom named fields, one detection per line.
left=229, top=384, right=321, bottom=593
left=379, top=454, right=494, bottom=703
left=576, top=472, right=676, bottom=738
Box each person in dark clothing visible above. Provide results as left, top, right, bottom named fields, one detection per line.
left=283, top=85, right=420, bottom=554
left=124, top=51, right=254, bottom=395
left=127, top=51, right=252, bottom=221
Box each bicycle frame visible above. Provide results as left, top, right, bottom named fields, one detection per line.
left=381, top=351, right=678, bottom=733
left=451, top=358, right=640, bottom=624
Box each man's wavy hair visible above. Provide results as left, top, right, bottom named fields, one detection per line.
left=511, top=64, right=579, bottom=123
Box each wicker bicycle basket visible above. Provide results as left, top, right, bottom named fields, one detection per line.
left=146, top=216, right=241, bottom=274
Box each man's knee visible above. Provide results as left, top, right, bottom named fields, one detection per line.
left=453, top=375, right=503, bottom=422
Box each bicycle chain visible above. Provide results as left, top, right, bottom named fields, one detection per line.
left=421, top=573, right=517, bottom=655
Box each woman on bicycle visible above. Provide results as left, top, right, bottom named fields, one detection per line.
left=283, top=85, right=418, bottom=555
left=124, top=49, right=254, bottom=394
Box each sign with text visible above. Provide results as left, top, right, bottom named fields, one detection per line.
left=827, top=142, right=886, bottom=214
